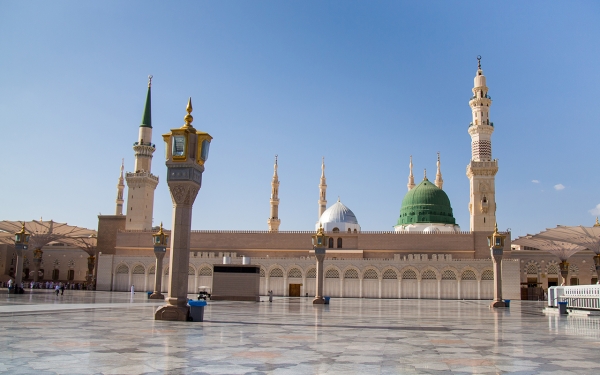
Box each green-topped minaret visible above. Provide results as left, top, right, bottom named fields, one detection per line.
left=125, top=75, right=159, bottom=230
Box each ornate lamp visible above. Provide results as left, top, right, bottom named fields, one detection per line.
left=152, top=222, right=169, bottom=252
left=155, top=97, right=213, bottom=320
left=312, top=224, right=328, bottom=254
left=312, top=224, right=328, bottom=304
left=14, top=223, right=30, bottom=250
left=11, top=223, right=29, bottom=293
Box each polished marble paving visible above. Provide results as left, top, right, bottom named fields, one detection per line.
left=0, top=290, right=599, bottom=374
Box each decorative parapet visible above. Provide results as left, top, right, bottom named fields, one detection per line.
left=125, top=171, right=159, bottom=183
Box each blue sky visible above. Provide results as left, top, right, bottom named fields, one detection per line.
left=1, top=1, right=600, bottom=237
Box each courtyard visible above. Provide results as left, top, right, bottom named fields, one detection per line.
left=0, top=291, right=599, bottom=374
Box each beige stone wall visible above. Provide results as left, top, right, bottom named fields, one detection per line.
left=212, top=266, right=260, bottom=301
left=97, top=215, right=126, bottom=255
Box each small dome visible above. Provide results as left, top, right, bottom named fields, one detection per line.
left=397, top=178, right=456, bottom=226
left=320, top=200, right=358, bottom=225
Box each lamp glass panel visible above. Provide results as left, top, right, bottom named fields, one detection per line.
left=15, top=234, right=21, bottom=243
left=200, top=139, right=210, bottom=161
left=172, top=135, right=186, bottom=157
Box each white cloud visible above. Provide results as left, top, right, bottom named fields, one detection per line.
left=532, top=180, right=540, bottom=183
left=554, top=184, right=565, bottom=191
left=589, top=204, right=600, bottom=216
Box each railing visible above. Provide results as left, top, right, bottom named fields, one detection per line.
left=548, top=285, right=600, bottom=310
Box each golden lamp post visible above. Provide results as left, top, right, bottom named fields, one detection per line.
left=312, top=224, right=328, bottom=304
left=150, top=222, right=169, bottom=299
left=155, top=98, right=212, bottom=321
left=488, top=223, right=507, bottom=308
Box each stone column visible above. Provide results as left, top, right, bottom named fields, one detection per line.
left=559, top=261, right=569, bottom=286
left=490, top=246, right=505, bottom=308
left=87, top=256, right=95, bottom=289
left=313, top=252, right=325, bottom=304
left=33, top=249, right=43, bottom=282
left=150, top=251, right=165, bottom=299
left=155, top=183, right=199, bottom=321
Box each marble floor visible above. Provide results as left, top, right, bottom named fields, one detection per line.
left=0, top=290, right=599, bottom=374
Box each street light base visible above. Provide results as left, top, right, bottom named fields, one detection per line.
left=313, top=297, right=325, bottom=304
left=489, top=300, right=506, bottom=308
left=154, top=305, right=190, bottom=321
left=149, top=293, right=164, bottom=300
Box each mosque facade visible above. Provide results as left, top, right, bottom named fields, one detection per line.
left=93, top=60, right=595, bottom=301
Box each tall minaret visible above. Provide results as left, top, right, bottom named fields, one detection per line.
left=318, top=157, right=327, bottom=220
left=115, top=159, right=125, bottom=215
left=267, top=155, right=281, bottom=232
left=407, top=155, right=415, bottom=191
left=435, top=152, right=444, bottom=189
left=125, top=75, right=159, bottom=230
left=467, top=56, right=498, bottom=232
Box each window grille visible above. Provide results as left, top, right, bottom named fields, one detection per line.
left=402, top=269, right=417, bottom=279
left=259, top=268, right=265, bottom=277
left=132, top=265, right=145, bottom=274
left=116, top=264, right=129, bottom=274
left=547, top=264, right=558, bottom=275
left=363, top=269, right=379, bottom=279
left=148, top=265, right=155, bottom=275
left=481, top=270, right=494, bottom=280
left=199, top=267, right=213, bottom=276
left=422, top=270, right=437, bottom=280
left=188, top=266, right=195, bottom=275
left=442, top=270, right=456, bottom=280
left=461, top=270, right=476, bottom=280
left=269, top=268, right=284, bottom=277
left=288, top=268, right=302, bottom=278
left=325, top=269, right=340, bottom=278
left=344, top=269, right=359, bottom=279
left=382, top=269, right=397, bottom=279
left=526, top=264, right=538, bottom=274
left=306, top=268, right=316, bottom=278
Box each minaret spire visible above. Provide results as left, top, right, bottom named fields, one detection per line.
left=435, top=152, right=444, bottom=189
left=115, top=159, right=125, bottom=215
left=424, top=168, right=427, bottom=180
left=318, top=157, right=327, bottom=220
left=125, top=76, right=159, bottom=230
left=268, top=155, right=281, bottom=232
left=467, top=56, right=498, bottom=232
left=407, top=155, right=415, bottom=191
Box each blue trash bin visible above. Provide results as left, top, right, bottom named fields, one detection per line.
left=188, top=300, right=207, bottom=321
left=147, top=291, right=152, bottom=299
left=558, top=301, right=568, bottom=315
left=324, top=296, right=330, bottom=305
left=504, top=299, right=510, bottom=307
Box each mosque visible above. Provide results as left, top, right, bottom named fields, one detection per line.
left=90, top=60, right=596, bottom=300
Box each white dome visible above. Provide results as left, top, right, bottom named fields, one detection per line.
left=316, top=199, right=360, bottom=232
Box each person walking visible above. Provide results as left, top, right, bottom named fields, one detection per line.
left=130, top=284, right=135, bottom=295
left=60, top=283, right=65, bottom=296
left=55, top=284, right=60, bottom=296
left=268, top=290, right=273, bottom=303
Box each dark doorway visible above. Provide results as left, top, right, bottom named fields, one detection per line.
left=288, top=283, right=301, bottom=297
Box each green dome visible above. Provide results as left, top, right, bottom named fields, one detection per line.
left=397, top=178, right=456, bottom=226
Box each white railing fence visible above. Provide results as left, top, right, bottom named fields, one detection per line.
left=548, top=285, right=600, bottom=310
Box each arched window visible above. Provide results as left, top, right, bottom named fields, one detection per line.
left=422, top=270, right=437, bottom=280
left=337, top=238, right=343, bottom=248
left=461, top=270, right=476, bottom=280
left=148, top=265, right=156, bottom=275
left=259, top=268, right=265, bottom=277
left=132, top=265, right=145, bottom=274
left=547, top=264, right=558, bottom=275
left=332, top=227, right=339, bottom=233
left=481, top=270, right=494, bottom=280
left=348, top=228, right=351, bottom=233
left=306, top=268, right=316, bottom=278
left=442, top=270, right=457, bottom=280
left=116, top=264, right=129, bottom=274
left=328, top=238, right=334, bottom=248
left=526, top=264, right=538, bottom=275
left=188, top=266, right=195, bottom=275
left=198, top=267, right=213, bottom=276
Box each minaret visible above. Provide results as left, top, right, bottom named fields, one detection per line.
left=267, top=155, right=281, bottom=232
left=125, top=75, right=159, bottom=230
left=467, top=56, right=498, bottom=232
left=318, top=157, right=327, bottom=220
left=435, top=152, right=443, bottom=189
left=407, top=155, right=415, bottom=191
left=115, top=159, right=125, bottom=215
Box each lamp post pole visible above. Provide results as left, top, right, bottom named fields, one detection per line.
left=150, top=223, right=168, bottom=299
left=155, top=98, right=212, bottom=321
left=488, top=223, right=506, bottom=308
left=11, top=223, right=30, bottom=294
left=312, top=224, right=328, bottom=304
left=33, top=248, right=43, bottom=283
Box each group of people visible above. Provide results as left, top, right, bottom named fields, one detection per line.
left=4, top=279, right=88, bottom=294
